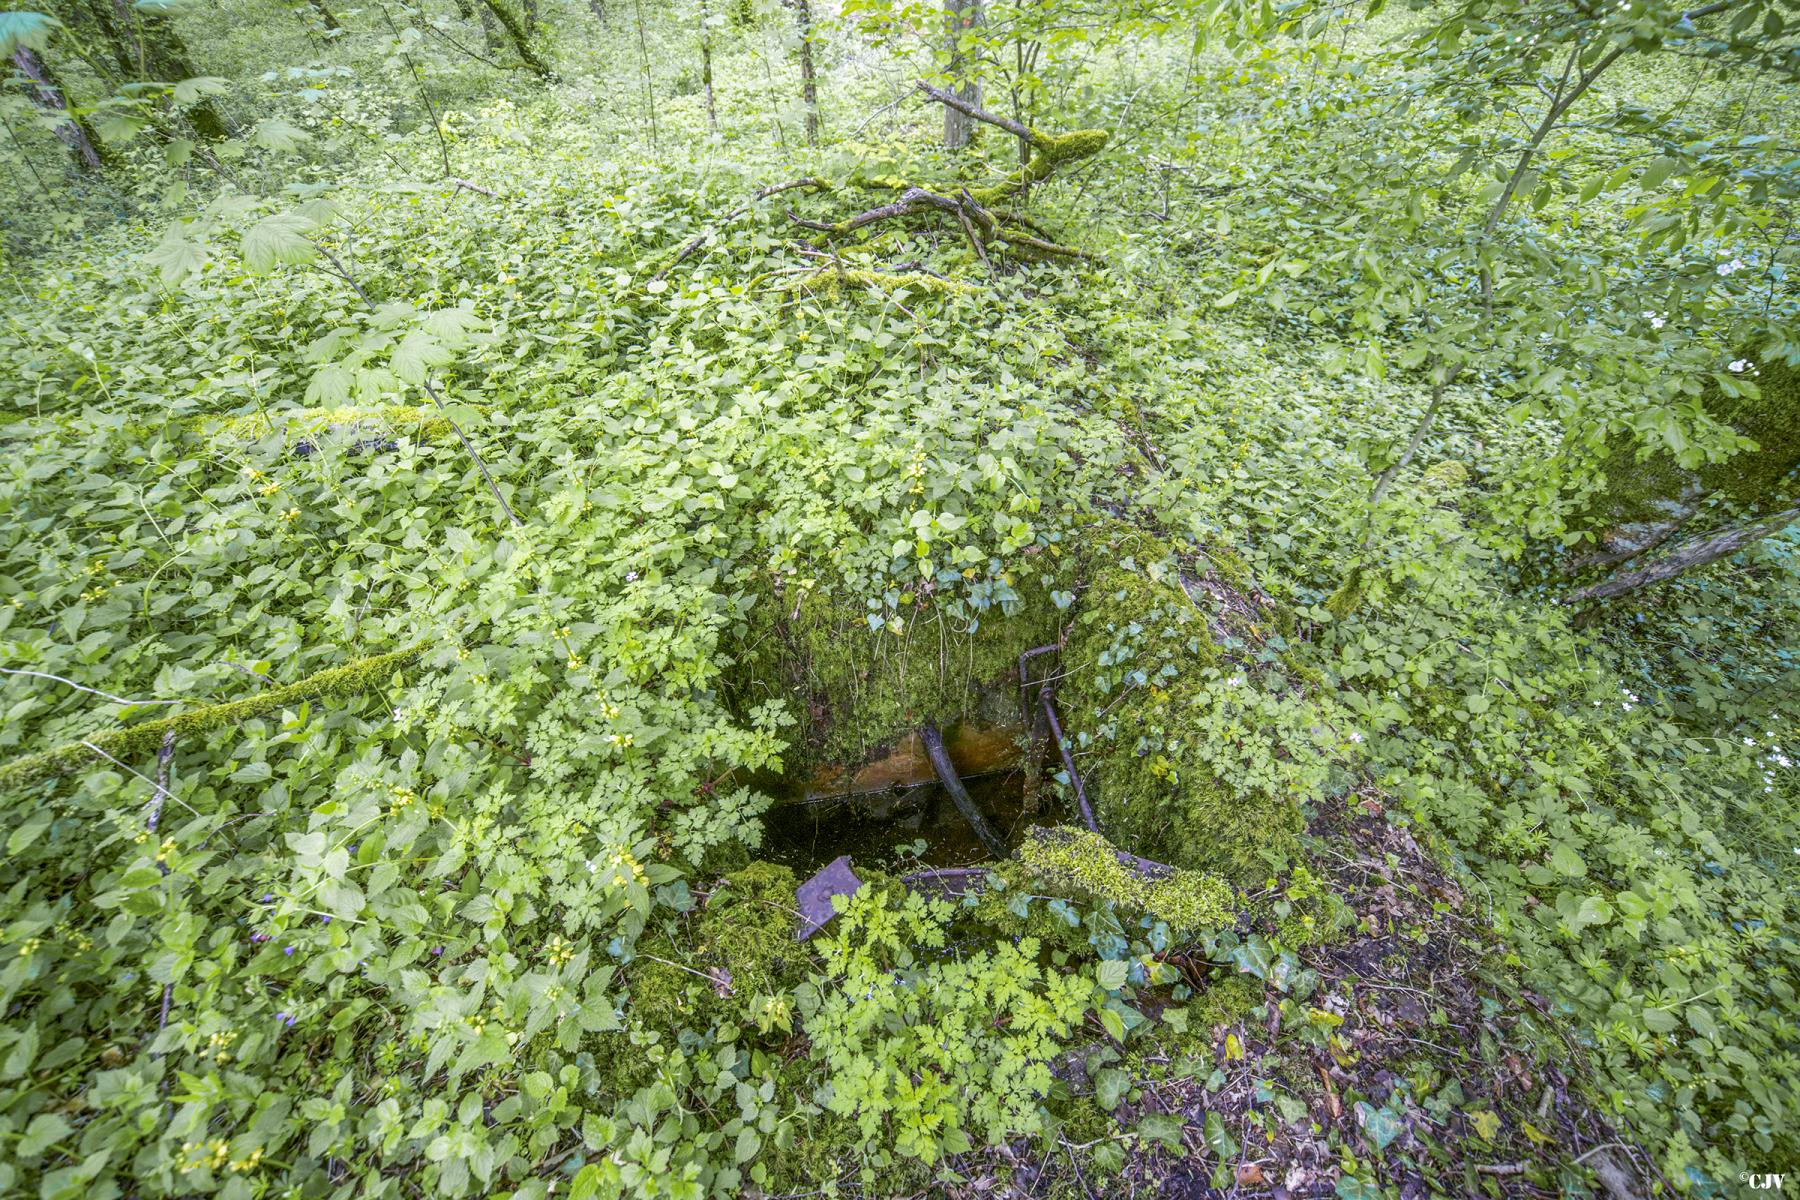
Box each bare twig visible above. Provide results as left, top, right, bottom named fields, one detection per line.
left=1, top=666, right=185, bottom=707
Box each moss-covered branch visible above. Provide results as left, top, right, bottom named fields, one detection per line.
left=0, top=646, right=423, bottom=792
left=1017, top=825, right=1235, bottom=931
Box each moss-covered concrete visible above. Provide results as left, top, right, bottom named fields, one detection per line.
left=726, top=579, right=1060, bottom=786
left=1578, top=353, right=1800, bottom=553
left=1059, top=525, right=1303, bottom=885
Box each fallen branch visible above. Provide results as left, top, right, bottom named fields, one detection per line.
left=919, top=721, right=1009, bottom=857
left=0, top=646, right=423, bottom=791
left=654, top=177, right=832, bottom=281
left=778, top=85, right=1108, bottom=266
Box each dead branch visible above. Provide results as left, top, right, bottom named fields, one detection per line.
left=920, top=722, right=1009, bottom=857
left=654, top=176, right=832, bottom=281
left=774, top=86, right=1107, bottom=267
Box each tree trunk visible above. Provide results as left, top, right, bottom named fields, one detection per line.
left=478, top=0, right=555, bottom=78
left=942, top=0, right=980, bottom=150
left=125, top=3, right=231, bottom=139
left=11, top=47, right=106, bottom=170
left=307, top=0, right=342, bottom=30
left=632, top=0, right=658, bottom=147
left=790, top=0, right=817, bottom=145
left=1569, top=504, right=1800, bottom=606
left=586, top=0, right=606, bottom=25
left=699, top=0, right=717, bottom=132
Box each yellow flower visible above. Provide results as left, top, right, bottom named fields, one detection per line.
left=281, top=508, right=300, bottom=522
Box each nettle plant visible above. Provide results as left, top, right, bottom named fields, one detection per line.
left=798, top=887, right=1095, bottom=1171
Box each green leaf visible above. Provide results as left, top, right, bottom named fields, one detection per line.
left=1095, top=1066, right=1129, bottom=1110
left=0, top=12, right=57, bottom=57
left=391, top=330, right=452, bottom=384
left=1203, top=1111, right=1239, bottom=1159
left=1549, top=842, right=1586, bottom=877
left=1640, top=155, right=1678, bottom=190
left=305, top=364, right=353, bottom=407
left=1136, top=1112, right=1185, bottom=1152
left=1356, top=1101, right=1403, bottom=1151
left=1096, top=960, right=1129, bottom=991
left=171, top=76, right=229, bottom=107
left=250, top=117, right=311, bottom=152
left=8, top=810, right=51, bottom=854
left=240, top=211, right=318, bottom=274
left=18, top=1112, right=72, bottom=1158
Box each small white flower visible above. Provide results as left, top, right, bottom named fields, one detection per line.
left=1728, top=359, right=1750, bottom=373
left=1745, top=736, right=1757, bottom=746
left=1349, top=731, right=1364, bottom=744
left=1650, top=316, right=1666, bottom=330
left=624, top=571, right=639, bottom=582
left=1717, top=262, right=1734, bottom=276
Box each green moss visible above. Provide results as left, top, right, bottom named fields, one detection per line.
left=209, top=405, right=455, bottom=444
left=1582, top=353, right=1800, bottom=533
left=1015, top=826, right=1235, bottom=931
left=728, top=579, right=1058, bottom=781
left=1324, top=564, right=1366, bottom=621
left=1060, top=525, right=1303, bottom=884
left=969, top=128, right=1109, bottom=205
left=775, top=269, right=977, bottom=297
left=1183, top=974, right=1262, bottom=1031
left=0, top=645, right=423, bottom=792
left=1419, top=460, right=1470, bottom=494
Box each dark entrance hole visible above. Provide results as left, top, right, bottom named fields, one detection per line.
left=761, top=769, right=1038, bottom=875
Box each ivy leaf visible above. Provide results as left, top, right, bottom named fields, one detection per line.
left=1095, top=1066, right=1128, bottom=1111
left=1096, top=960, right=1130, bottom=991
left=1203, top=1111, right=1239, bottom=1159
left=1135, top=1112, right=1185, bottom=1152
left=1356, top=1100, right=1403, bottom=1151
left=240, top=212, right=318, bottom=274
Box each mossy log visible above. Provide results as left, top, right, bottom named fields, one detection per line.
left=1017, top=825, right=1234, bottom=929
left=0, top=646, right=422, bottom=792
left=781, top=81, right=1106, bottom=266
left=1570, top=353, right=1800, bottom=573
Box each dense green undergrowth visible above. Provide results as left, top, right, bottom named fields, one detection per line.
left=1, top=1, right=1796, bottom=1196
